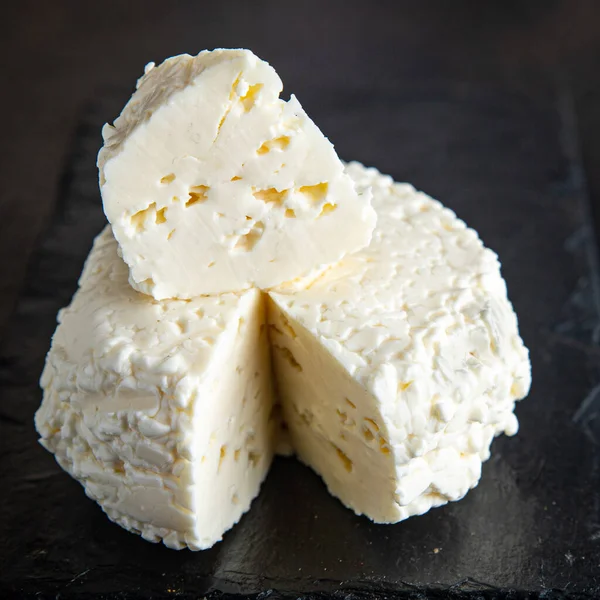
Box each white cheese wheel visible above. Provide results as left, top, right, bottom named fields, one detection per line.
left=98, top=49, right=375, bottom=299
left=35, top=228, right=277, bottom=550
left=36, top=163, right=530, bottom=549
left=269, top=162, right=531, bottom=522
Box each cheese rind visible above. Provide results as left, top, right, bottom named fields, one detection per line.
left=98, top=49, right=375, bottom=299
left=269, top=162, right=531, bottom=523
left=35, top=228, right=276, bottom=550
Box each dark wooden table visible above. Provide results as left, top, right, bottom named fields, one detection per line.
left=2, top=1, right=600, bottom=598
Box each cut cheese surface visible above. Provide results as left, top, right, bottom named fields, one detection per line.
left=98, top=49, right=375, bottom=299
left=36, top=162, right=531, bottom=550
left=36, top=228, right=276, bottom=550
left=268, top=161, right=531, bottom=522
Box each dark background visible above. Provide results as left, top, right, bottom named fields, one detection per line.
left=2, top=1, right=600, bottom=598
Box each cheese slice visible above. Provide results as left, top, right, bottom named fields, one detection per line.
left=268, top=162, right=531, bottom=522
left=98, top=49, right=375, bottom=299
left=35, top=227, right=276, bottom=550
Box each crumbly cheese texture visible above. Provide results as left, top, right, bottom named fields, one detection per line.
left=36, top=228, right=276, bottom=550
left=36, top=163, right=530, bottom=549
left=268, top=162, right=531, bottom=523
left=98, top=49, right=375, bottom=299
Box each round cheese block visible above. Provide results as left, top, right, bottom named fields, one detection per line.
left=36, top=162, right=530, bottom=549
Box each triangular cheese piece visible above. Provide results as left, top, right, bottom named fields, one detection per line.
left=98, top=50, right=375, bottom=299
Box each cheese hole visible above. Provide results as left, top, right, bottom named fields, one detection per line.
left=269, top=323, right=283, bottom=336
left=379, top=436, right=391, bottom=455
left=155, top=207, right=167, bottom=224
left=230, top=73, right=242, bottom=99
left=318, top=203, right=337, bottom=217
left=131, top=203, right=156, bottom=233
left=234, top=449, right=241, bottom=462
left=336, top=409, right=348, bottom=425
left=160, top=173, right=176, bottom=185
left=398, top=381, right=413, bottom=392
left=299, top=182, right=328, bottom=203
left=280, top=314, right=297, bottom=339
left=186, top=185, right=209, bottom=207
left=113, top=460, right=125, bottom=475
left=219, top=445, right=227, bottom=470
left=234, top=221, right=264, bottom=252
left=231, top=176, right=242, bottom=181
left=333, top=445, right=353, bottom=472
left=363, top=427, right=375, bottom=442
left=248, top=451, right=261, bottom=467
left=232, top=493, right=239, bottom=505
left=240, top=83, right=263, bottom=111
left=285, top=208, right=296, bottom=218
left=207, top=261, right=215, bottom=268
left=195, top=308, right=205, bottom=318
left=215, top=74, right=240, bottom=136
left=364, top=417, right=380, bottom=432
left=167, top=229, right=176, bottom=240
left=345, top=398, right=356, bottom=409
left=274, top=345, right=302, bottom=372
left=216, top=110, right=229, bottom=136
left=253, top=187, right=288, bottom=205
left=256, top=135, right=291, bottom=155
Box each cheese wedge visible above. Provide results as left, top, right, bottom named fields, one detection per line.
left=35, top=228, right=276, bottom=550
left=98, top=49, right=375, bottom=299
left=268, top=162, right=531, bottom=522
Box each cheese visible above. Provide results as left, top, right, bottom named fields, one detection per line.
left=98, top=49, right=375, bottom=299
left=35, top=228, right=276, bottom=550
left=268, top=162, right=531, bottom=523
left=36, top=162, right=530, bottom=549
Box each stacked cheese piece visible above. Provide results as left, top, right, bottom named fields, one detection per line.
left=35, top=49, right=531, bottom=550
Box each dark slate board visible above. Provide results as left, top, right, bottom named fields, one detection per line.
left=1, top=82, right=600, bottom=599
